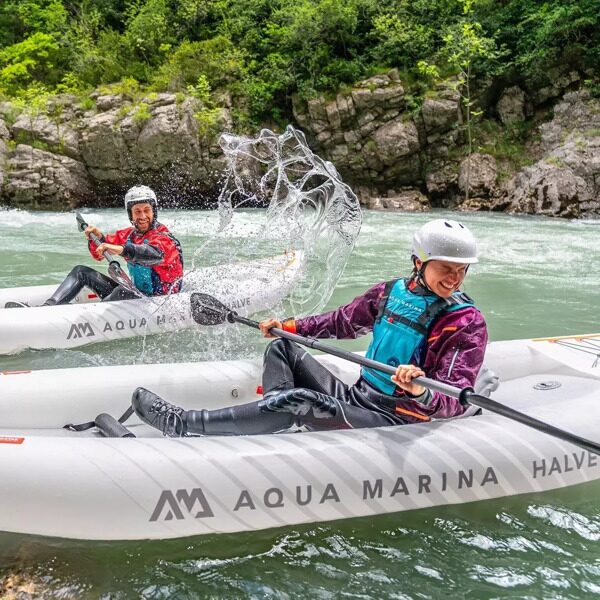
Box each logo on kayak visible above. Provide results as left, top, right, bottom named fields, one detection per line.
left=227, top=297, right=252, bottom=311
left=150, top=488, right=214, bottom=522
left=67, top=322, right=96, bottom=339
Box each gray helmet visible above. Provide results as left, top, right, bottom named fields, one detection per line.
left=412, top=219, right=478, bottom=264
left=124, top=185, right=158, bottom=224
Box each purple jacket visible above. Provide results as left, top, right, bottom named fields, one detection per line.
left=295, top=281, right=488, bottom=420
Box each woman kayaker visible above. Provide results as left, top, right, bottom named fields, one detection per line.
left=133, top=218, right=487, bottom=436
left=17, top=185, right=184, bottom=305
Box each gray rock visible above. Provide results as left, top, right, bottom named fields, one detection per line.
left=422, top=97, right=460, bottom=134
left=3, top=144, right=93, bottom=208
left=325, top=101, right=341, bottom=129
left=11, top=112, right=81, bottom=160
left=384, top=189, right=430, bottom=212
left=497, top=86, right=526, bottom=125
left=504, top=161, right=592, bottom=218
left=0, top=138, right=7, bottom=192
left=458, top=153, right=497, bottom=197
left=95, top=94, right=128, bottom=111
left=372, top=118, right=420, bottom=166
left=532, top=70, right=581, bottom=105
left=0, top=118, right=9, bottom=141
left=426, top=162, right=458, bottom=197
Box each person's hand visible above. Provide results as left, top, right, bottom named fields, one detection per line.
left=84, top=225, right=103, bottom=240
left=259, top=318, right=283, bottom=338
left=95, top=243, right=124, bottom=257
left=391, top=364, right=426, bottom=396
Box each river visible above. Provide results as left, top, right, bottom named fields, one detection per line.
left=0, top=208, right=599, bottom=598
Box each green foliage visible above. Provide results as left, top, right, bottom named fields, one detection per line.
left=187, top=74, right=211, bottom=104
left=0, top=0, right=597, bottom=125
left=0, top=32, right=62, bottom=94
left=132, top=101, right=152, bottom=124
left=151, top=37, right=245, bottom=92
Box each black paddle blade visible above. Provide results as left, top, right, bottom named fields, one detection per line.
left=107, top=263, right=139, bottom=296
left=190, top=293, right=230, bottom=326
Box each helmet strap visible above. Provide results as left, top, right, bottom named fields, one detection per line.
left=411, top=257, right=433, bottom=293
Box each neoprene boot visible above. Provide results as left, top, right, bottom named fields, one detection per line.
left=131, top=387, right=294, bottom=437
left=132, top=387, right=187, bottom=436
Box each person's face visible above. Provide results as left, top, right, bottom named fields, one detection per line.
left=416, top=259, right=468, bottom=298
left=131, top=203, right=154, bottom=233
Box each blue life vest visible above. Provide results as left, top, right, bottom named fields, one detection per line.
left=125, top=230, right=184, bottom=296
left=127, top=239, right=155, bottom=295
left=362, top=279, right=475, bottom=395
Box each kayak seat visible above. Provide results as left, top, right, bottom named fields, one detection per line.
left=462, top=366, right=500, bottom=417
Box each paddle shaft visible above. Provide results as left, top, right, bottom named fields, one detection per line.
left=75, top=213, right=138, bottom=294
left=232, top=313, right=600, bottom=456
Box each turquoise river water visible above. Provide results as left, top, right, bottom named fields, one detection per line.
left=0, top=208, right=599, bottom=598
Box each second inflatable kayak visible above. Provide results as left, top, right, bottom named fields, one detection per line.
left=0, top=252, right=301, bottom=354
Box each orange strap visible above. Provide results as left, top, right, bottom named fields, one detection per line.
left=395, top=406, right=431, bottom=422
left=428, top=326, right=458, bottom=343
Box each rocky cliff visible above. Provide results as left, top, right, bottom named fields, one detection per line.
left=0, top=72, right=598, bottom=217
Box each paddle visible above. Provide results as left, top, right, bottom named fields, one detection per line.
left=190, top=292, right=600, bottom=456
left=75, top=212, right=140, bottom=296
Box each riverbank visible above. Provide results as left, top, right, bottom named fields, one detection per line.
left=1, top=76, right=598, bottom=218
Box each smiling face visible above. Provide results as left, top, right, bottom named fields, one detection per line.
left=131, top=203, right=154, bottom=233
left=416, top=259, right=468, bottom=298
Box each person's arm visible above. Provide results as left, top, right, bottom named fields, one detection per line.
left=296, top=283, right=386, bottom=339
left=121, top=242, right=163, bottom=265
left=85, top=225, right=106, bottom=261
left=394, top=308, right=488, bottom=418
left=121, top=230, right=181, bottom=266
left=259, top=283, right=386, bottom=339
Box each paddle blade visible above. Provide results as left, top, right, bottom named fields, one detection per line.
left=107, top=263, right=137, bottom=294
left=191, top=293, right=230, bottom=326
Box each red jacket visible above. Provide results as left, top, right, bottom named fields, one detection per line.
left=89, top=223, right=183, bottom=294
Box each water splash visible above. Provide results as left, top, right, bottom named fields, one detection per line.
left=191, top=125, right=362, bottom=317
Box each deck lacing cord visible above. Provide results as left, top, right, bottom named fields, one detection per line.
left=553, top=337, right=600, bottom=368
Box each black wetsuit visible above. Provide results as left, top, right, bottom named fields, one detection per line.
left=44, top=242, right=165, bottom=305
left=154, top=338, right=405, bottom=435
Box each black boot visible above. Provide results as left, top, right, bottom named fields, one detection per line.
left=132, top=387, right=187, bottom=437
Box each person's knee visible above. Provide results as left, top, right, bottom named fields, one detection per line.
left=69, top=264, right=95, bottom=280
left=264, top=337, right=297, bottom=360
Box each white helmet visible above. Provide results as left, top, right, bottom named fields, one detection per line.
left=124, top=185, right=158, bottom=223
left=412, top=219, right=478, bottom=264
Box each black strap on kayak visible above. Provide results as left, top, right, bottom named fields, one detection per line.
left=64, top=406, right=135, bottom=437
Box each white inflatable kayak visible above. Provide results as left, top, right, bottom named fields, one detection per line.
left=0, top=334, right=599, bottom=541
left=0, top=252, right=301, bottom=354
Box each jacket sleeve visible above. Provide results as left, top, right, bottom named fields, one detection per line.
left=131, top=231, right=180, bottom=268
left=411, top=308, right=488, bottom=418
left=121, top=241, right=164, bottom=265
left=87, top=228, right=131, bottom=262
left=295, top=283, right=385, bottom=339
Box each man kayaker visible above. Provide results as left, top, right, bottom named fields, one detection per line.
left=23, top=185, right=183, bottom=305
left=133, top=218, right=487, bottom=436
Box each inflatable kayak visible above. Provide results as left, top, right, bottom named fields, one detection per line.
left=0, top=334, right=599, bottom=541
left=0, top=252, right=301, bottom=354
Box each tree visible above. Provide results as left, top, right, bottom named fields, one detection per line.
left=421, top=0, right=500, bottom=201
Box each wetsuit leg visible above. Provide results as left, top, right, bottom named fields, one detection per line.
left=258, top=338, right=400, bottom=430
left=259, top=387, right=395, bottom=431
left=132, top=387, right=294, bottom=436
left=262, top=338, right=350, bottom=399
left=181, top=392, right=392, bottom=435
left=44, top=265, right=118, bottom=305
